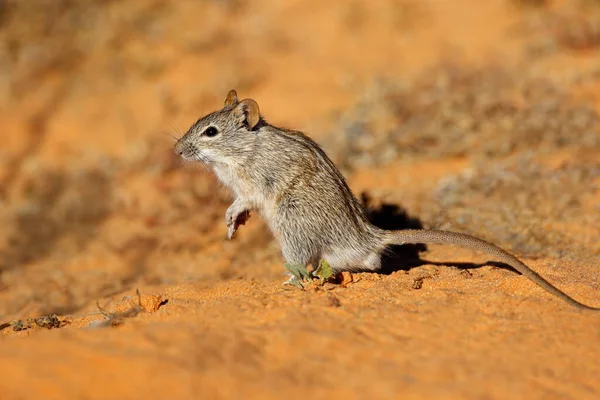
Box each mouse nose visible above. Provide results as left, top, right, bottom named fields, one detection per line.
left=174, top=140, right=184, bottom=156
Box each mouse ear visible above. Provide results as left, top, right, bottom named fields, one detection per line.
left=234, top=98, right=260, bottom=130
left=224, top=90, right=238, bottom=107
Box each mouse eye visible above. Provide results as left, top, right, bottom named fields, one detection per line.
left=203, top=126, right=219, bottom=137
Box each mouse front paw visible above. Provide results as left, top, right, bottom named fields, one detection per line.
left=225, top=201, right=251, bottom=239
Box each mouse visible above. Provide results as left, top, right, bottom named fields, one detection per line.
left=174, top=89, right=599, bottom=311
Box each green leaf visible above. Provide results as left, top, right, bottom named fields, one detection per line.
left=283, top=263, right=312, bottom=282
left=283, top=276, right=304, bottom=289
left=313, top=259, right=333, bottom=281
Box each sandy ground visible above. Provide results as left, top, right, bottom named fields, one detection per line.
left=1, top=0, right=600, bottom=399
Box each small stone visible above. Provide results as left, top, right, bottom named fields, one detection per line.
left=340, top=271, right=353, bottom=287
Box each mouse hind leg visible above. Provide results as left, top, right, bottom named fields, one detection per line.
left=321, top=242, right=383, bottom=273
left=278, top=234, right=322, bottom=285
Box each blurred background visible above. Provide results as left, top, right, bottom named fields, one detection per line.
left=0, top=0, right=599, bottom=398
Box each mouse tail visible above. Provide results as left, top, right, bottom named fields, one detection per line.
left=385, top=229, right=600, bottom=311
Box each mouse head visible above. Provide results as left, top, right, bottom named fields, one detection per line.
left=174, top=90, right=261, bottom=165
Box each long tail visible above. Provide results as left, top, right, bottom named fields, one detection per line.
left=386, top=229, right=600, bottom=311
